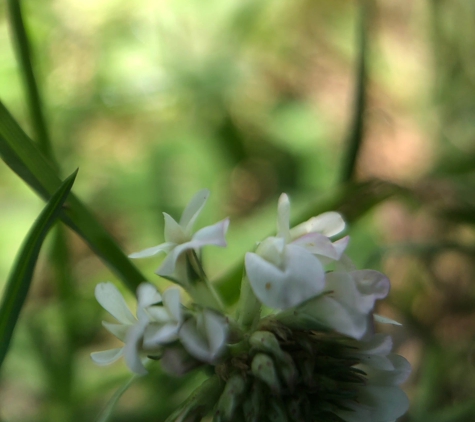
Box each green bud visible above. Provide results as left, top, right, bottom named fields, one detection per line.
left=242, top=381, right=264, bottom=422
left=214, top=373, right=247, bottom=422
left=251, top=353, right=280, bottom=394
left=249, top=331, right=286, bottom=361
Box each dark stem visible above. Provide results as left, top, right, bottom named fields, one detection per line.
left=340, top=0, right=370, bottom=184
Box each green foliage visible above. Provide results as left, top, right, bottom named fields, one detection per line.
left=0, top=169, right=77, bottom=371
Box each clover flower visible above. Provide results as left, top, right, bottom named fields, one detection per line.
left=129, top=189, right=229, bottom=284
left=245, top=193, right=349, bottom=310
left=92, top=190, right=411, bottom=422
left=91, top=282, right=182, bottom=374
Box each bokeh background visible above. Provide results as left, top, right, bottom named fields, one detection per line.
left=1, top=0, right=475, bottom=421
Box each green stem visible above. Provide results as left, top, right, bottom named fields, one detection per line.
left=6, top=0, right=56, bottom=166
left=188, top=250, right=225, bottom=312
left=340, top=0, right=370, bottom=184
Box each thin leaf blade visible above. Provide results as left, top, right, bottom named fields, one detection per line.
left=0, top=169, right=77, bottom=370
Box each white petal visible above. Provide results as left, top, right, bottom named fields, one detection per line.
left=163, top=213, right=187, bottom=244
left=124, top=322, right=148, bottom=375
left=357, top=333, right=393, bottom=356
left=128, top=242, right=174, bottom=259
left=292, top=233, right=340, bottom=260
left=295, top=296, right=369, bottom=339
left=157, top=220, right=229, bottom=276
left=290, top=211, right=345, bottom=239
left=163, top=288, right=182, bottom=322
left=353, top=270, right=390, bottom=300
left=102, top=321, right=129, bottom=342
left=179, top=318, right=213, bottom=363
left=374, top=314, right=402, bottom=326
left=277, top=194, right=291, bottom=240
left=203, top=310, right=227, bottom=355
left=143, top=323, right=179, bottom=347
left=95, top=283, right=136, bottom=325
left=245, top=245, right=325, bottom=310
left=255, top=237, right=286, bottom=268
left=180, top=189, right=210, bottom=235
left=146, top=306, right=172, bottom=323
left=332, top=235, right=350, bottom=259
left=362, top=354, right=412, bottom=386
left=91, top=348, right=123, bottom=365
left=137, top=282, right=162, bottom=308
left=192, top=218, right=230, bottom=247
left=156, top=241, right=192, bottom=276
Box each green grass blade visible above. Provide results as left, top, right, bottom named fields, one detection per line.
left=340, top=0, right=370, bottom=183
left=0, top=169, right=77, bottom=371
left=6, top=0, right=55, bottom=164
left=0, top=99, right=145, bottom=292
left=95, top=375, right=138, bottom=422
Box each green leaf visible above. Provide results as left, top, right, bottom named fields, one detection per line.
left=0, top=99, right=145, bottom=292
left=0, top=169, right=77, bottom=371
left=95, top=375, right=137, bottom=422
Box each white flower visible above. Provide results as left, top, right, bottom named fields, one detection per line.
left=335, top=334, right=411, bottom=422
left=91, top=282, right=183, bottom=375
left=245, top=194, right=348, bottom=310
left=276, top=269, right=390, bottom=340
left=179, top=309, right=228, bottom=363
left=129, top=189, right=229, bottom=281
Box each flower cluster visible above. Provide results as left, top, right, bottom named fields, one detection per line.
left=92, top=190, right=410, bottom=422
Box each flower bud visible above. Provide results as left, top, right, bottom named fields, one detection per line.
left=251, top=353, right=280, bottom=394
left=214, top=373, right=247, bottom=422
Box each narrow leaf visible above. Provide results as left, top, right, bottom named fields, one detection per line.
left=95, top=375, right=137, bottom=422
left=0, top=169, right=77, bottom=371
left=0, top=100, right=145, bottom=292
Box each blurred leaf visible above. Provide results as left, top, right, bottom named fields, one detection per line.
left=7, top=0, right=55, bottom=162
left=0, top=169, right=77, bottom=371
left=0, top=99, right=145, bottom=292
left=96, top=375, right=137, bottom=422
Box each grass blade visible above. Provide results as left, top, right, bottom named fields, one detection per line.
left=340, top=0, right=370, bottom=183
left=0, top=169, right=77, bottom=371
left=0, top=99, right=145, bottom=292
left=6, top=0, right=55, bottom=163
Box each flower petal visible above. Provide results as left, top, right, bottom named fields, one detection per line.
left=277, top=194, right=291, bottom=240
left=163, top=288, right=182, bottom=322
left=180, top=189, right=210, bottom=235
left=95, top=282, right=136, bottom=325
left=245, top=244, right=325, bottom=310
left=179, top=318, right=213, bottom=363
left=289, top=211, right=345, bottom=239
left=292, top=232, right=340, bottom=260
left=192, top=218, right=230, bottom=247
left=128, top=242, right=174, bottom=259
left=203, top=310, right=227, bottom=356
left=163, top=213, right=187, bottom=244
left=143, top=323, right=180, bottom=347
left=102, top=321, right=129, bottom=342
left=286, top=295, right=370, bottom=339
left=374, top=314, right=402, bottom=326
left=137, top=282, right=162, bottom=308
left=123, top=322, right=148, bottom=375
left=91, top=348, right=123, bottom=366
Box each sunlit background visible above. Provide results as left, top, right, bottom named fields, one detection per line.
left=1, top=0, right=475, bottom=421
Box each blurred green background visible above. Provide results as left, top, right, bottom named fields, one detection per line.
left=1, top=0, right=475, bottom=421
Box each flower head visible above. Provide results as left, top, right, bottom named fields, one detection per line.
left=129, top=189, right=229, bottom=282
left=91, top=282, right=183, bottom=375
left=245, top=193, right=348, bottom=310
